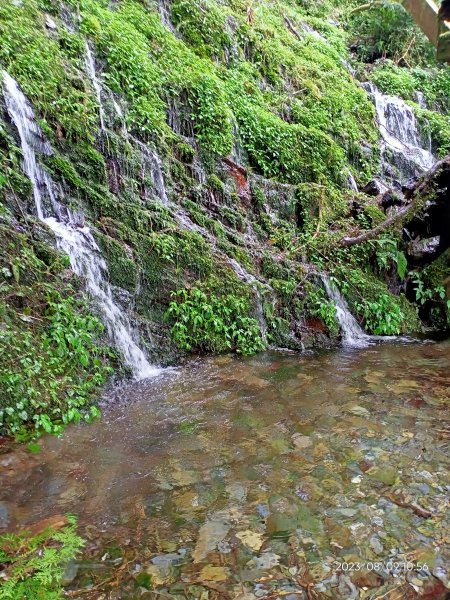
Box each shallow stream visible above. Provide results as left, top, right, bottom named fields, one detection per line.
left=1, top=341, right=449, bottom=598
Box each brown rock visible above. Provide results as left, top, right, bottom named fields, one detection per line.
left=25, top=514, right=68, bottom=536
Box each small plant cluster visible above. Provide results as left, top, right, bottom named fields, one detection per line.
left=308, top=239, right=417, bottom=337
left=410, top=271, right=448, bottom=307
left=0, top=515, right=84, bottom=599
left=166, top=286, right=265, bottom=355
left=0, top=292, right=107, bottom=436
left=304, top=283, right=339, bottom=336
left=347, top=1, right=435, bottom=65
left=356, top=294, right=404, bottom=335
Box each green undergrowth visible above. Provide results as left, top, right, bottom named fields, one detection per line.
left=0, top=215, right=112, bottom=438
left=309, top=238, right=421, bottom=336
left=0, top=0, right=380, bottom=185
left=347, top=1, right=436, bottom=66
left=0, top=515, right=84, bottom=599
left=166, top=276, right=265, bottom=355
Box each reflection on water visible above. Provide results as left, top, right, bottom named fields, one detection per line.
left=1, top=341, right=449, bottom=598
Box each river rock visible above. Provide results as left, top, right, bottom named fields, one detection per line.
left=370, top=535, right=384, bottom=555
left=61, top=560, right=79, bottom=585
left=0, top=502, right=10, bottom=529
left=45, top=15, right=57, bottom=29
left=367, top=466, right=398, bottom=486
left=266, top=513, right=297, bottom=538
left=292, top=433, right=312, bottom=449
left=192, top=518, right=230, bottom=562
left=362, top=179, right=389, bottom=197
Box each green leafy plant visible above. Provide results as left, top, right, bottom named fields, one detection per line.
left=375, top=237, right=407, bottom=280
left=305, top=283, right=338, bottom=336
left=357, top=294, right=404, bottom=335
left=410, top=271, right=449, bottom=307
left=0, top=226, right=111, bottom=437
left=0, top=515, right=84, bottom=599
left=348, top=2, right=435, bottom=65
left=166, top=286, right=265, bottom=355
left=0, top=291, right=109, bottom=436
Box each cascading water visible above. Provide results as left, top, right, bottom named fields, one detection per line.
left=2, top=72, right=161, bottom=379
left=364, top=83, right=435, bottom=182
left=156, top=0, right=178, bottom=35
left=322, top=85, right=437, bottom=346
left=228, top=259, right=268, bottom=342
left=129, top=136, right=170, bottom=206
left=321, top=276, right=372, bottom=348
left=85, top=41, right=105, bottom=132
left=345, top=168, right=359, bottom=192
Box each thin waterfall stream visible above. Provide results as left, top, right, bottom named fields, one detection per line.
left=2, top=72, right=161, bottom=379
left=364, top=82, right=435, bottom=181
left=321, top=83, right=437, bottom=345
left=84, top=41, right=105, bottom=133
left=321, top=275, right=372, bottom=348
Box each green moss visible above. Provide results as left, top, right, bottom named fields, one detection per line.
left=207, top=173, right=225, bottom=193
left=176, top=142, right=195, bottom=163
left=363, top=203, right=386, bottom=226
left=296, top=183, right=347, bottom=234
left=417, top=109, right=450, bottom=158
left=422, top=249, right=450, bottom=292
left=0, top=1, right=98, bottom=142
left=96, top=232, right=138, bottom=291
left=171, top=0, right=234, bottom=60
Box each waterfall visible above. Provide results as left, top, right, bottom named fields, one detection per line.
left=129, top=136, right=170, bottom=206
left=85, top=41, right=105, bottom=132
left=346, top=168, right=359, bottom=192
left=2, top=72, right=161, bottom=379
left=322, top=276, right=372, bottom=348
left=301, top=21, right=327, bottom=42
left=156, top=0, right=178, bottom=35
left=364, top=83, right=435, bottom=182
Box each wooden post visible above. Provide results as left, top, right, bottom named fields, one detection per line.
left=402, top=0, right=450, bottom=61
left=402, top=0, right=441, bottom=44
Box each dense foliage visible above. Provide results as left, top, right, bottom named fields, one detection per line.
left=167, top=286, right=265, bottom=355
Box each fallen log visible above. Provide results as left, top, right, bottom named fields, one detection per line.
left=338, top=156, right=450, bottom=248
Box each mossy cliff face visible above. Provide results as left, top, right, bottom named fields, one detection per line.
left=0, top=0, right=449, bottom=427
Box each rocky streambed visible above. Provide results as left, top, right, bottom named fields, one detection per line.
left=0, top=340, right=449, bottom=599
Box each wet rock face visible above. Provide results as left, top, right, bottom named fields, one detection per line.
left=223, top=158, right=251, bottom=203
left=361, top=178, right=390, bottom=197
left=406, top=160, right=450, bottom=263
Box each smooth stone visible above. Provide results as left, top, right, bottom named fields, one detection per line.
left=0, top=502, right=10, bottom=529
left=370, top=535, right=384, bottom=555
left=45, top=15, right=57, bottom=29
